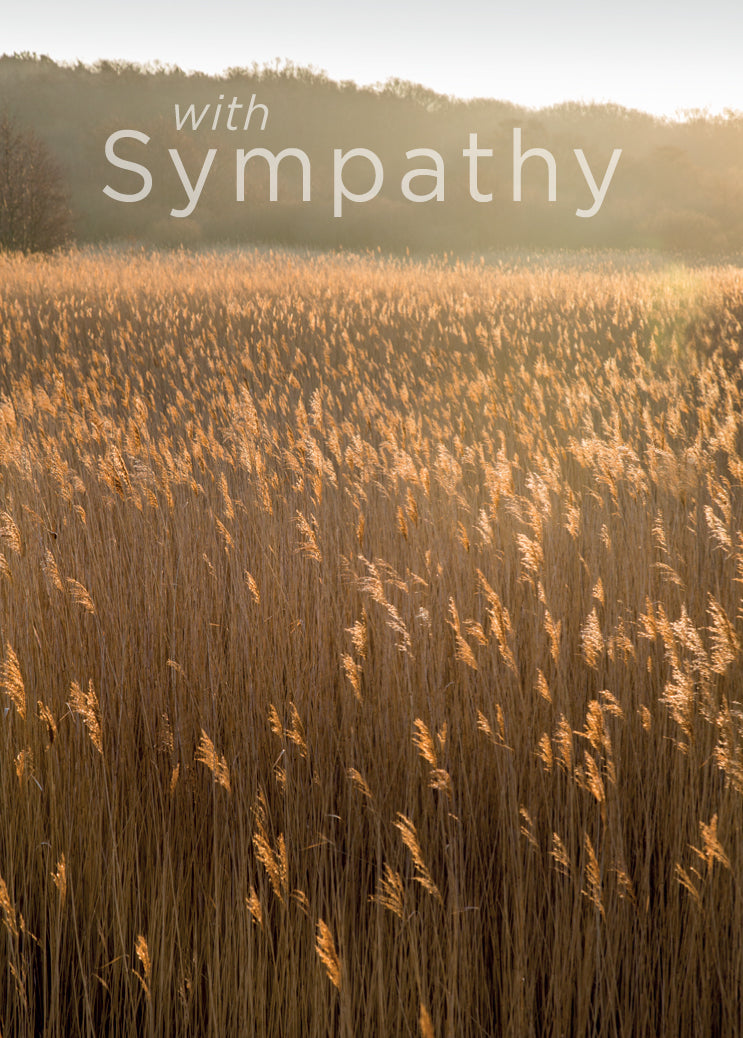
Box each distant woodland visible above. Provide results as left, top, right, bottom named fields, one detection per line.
left=2, top=53, right=743, bottom=252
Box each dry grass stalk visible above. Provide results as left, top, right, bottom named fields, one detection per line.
left=66, top=578, right=96, bottom=615
left=135, top=935, right=152, bottom=998
left=195, top=730, right=231, bottom=792
left=69, top=679, right=103, bottom=754
left=0, top=873, right=19, bottom=938
left=51, top=855, right=67, bottom=905
left=419, top=1002, right=435, bottom=1038
left=395, top=814, right=442, bottom=905
left=315, top=919, right=342, bottom=991
left=1, top=642, right=26, bottom=719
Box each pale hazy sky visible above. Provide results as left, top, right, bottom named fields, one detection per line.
left=3, top=0, right=742, bottom=116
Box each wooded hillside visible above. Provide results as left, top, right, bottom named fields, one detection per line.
left=1, top=53, right=742, bottom=251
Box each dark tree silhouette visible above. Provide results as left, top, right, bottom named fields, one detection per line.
left=0, top=115, right=72, bottom=252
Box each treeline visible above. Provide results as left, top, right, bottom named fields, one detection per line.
left=1, top=52, right=742, bottom=252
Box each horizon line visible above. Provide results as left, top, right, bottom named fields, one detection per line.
left=2, top=50, right=741, bottom=125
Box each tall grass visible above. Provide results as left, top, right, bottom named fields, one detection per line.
left=1, top=246, right=742, bottom=1036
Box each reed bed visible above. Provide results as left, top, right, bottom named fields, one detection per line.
left=1, top=246, right=742, bottom=1036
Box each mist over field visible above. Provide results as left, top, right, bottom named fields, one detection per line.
left=2, top=53, right=743, bottom=252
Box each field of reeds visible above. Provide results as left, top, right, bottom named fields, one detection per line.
left=1, top=246, right=743, bottom=1036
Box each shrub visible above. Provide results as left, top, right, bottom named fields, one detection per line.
left=0, top=114, right=72, bottom=252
